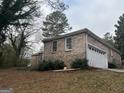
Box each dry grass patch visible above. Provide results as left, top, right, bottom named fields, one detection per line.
left=0, top=69, right=124, bottom=93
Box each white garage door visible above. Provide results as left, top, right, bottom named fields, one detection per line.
left=87, top=44, right=108, bottom=69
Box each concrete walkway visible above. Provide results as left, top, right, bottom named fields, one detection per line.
left=53, top=68, right=124, bottom=73
left=104, top=69, right=124, bottom=73
left=52, top=68, right=124, bottom=73
left=53, top=69, right=78, bottom=72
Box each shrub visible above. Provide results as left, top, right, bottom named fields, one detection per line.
left=53, top=60, right=65, bottom=70
left=39, top=60, right=52, bottom=71
left=71, top=59, right=83, bottom=68
left=39, top=60, right=65, bottom=71
left=108, top=62, right=117, bottom=68
left=39, top=60, right=46, bottom=71
left=71, top=58, right=88, bottom=69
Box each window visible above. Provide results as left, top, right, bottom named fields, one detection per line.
left=52, top=41, right=57, bottom=51
left=65, top=37, right=72, bottom=50
left=110, top=50, right=113, bottom=57
left=88, top=44, right=106, bottom=55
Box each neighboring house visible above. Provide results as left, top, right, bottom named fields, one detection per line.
left=42, top=28, right=121, bottom=69
left=31, top=52, right=43, bottom=69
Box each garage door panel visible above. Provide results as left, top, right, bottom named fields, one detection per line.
left=87, top=44, right=108, bottom=69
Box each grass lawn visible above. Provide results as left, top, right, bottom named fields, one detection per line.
left=0, top=69, right=124, bottom=93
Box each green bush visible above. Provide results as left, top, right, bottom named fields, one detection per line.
left=108, top=62, right=117, bottom=68
left=38, top=60, right=51, bottom=71
left=71, top=58, right=88, bottom=69
left=54, top=60, right=65, bottom=69
left=39, top=60, right=65, bottom=71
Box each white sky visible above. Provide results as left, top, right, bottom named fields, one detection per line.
left=32, top=0, right=124, bottom=53
left=64, top=0, right=124, bottom=37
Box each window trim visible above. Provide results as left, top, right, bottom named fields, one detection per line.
left=65, top=37, right=72, bottom=51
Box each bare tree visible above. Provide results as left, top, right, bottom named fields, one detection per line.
left=8, top=25, right=37, bottom=59
left=0, top=0, right=40, bottom=45
left=0, top=0, right=68, bottom=66
left=46, top=0, right=68, bottom=11
left=0, top=0, right=67, bottom=45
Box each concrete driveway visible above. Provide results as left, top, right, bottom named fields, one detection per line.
left=104, top=69, right=124, bottom=73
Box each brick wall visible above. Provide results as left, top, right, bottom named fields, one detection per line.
left=43, top=33, right=86, bottom=68
left=43, top=32, right=122, bottom=68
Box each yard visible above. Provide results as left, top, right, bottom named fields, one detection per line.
left=0, top=69, right=124, bottom=93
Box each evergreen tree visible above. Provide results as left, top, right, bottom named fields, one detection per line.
left=42, top=11, right=72, bottom=37
left=0, top=0, right=39, bottom=46
left=0, top=0, right=66, bottom=45
left=103, top=32, right=115, bottom=46
left=114, top=13, right=124, bottom=59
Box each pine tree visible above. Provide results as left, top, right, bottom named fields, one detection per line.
left=103, top=32, right=115, bottom=46
left=0, top=0, right=39, bottom=45
left=0, top=0, right=66, bottom=45
left=114, top=13, right=124, bottom=59
left=42, top=11, right=71, bottom=37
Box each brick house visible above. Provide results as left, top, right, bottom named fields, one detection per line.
left=31, top=52, right=43, bottom=69
left=42, top=28, right=121, bottom=69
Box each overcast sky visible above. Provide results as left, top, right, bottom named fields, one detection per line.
left=64, top=0, right=124, bottom=37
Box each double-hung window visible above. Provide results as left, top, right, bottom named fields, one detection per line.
left=65, top=37, right=72, bottom=50
left=52, top=41, right=57, bottom=52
